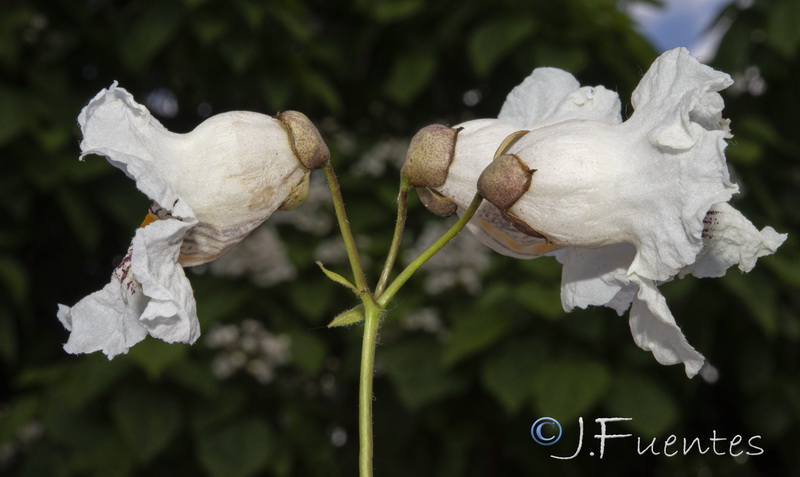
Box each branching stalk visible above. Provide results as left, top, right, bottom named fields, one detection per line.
left=377, top=193, right=483, bottom=308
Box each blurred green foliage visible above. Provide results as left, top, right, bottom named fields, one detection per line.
left=1, top=0, right=798, bottom=476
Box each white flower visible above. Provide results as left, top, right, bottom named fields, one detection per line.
left=57, top=82, right=328, bottom=358
left=411, top=48, right=786, bottom=377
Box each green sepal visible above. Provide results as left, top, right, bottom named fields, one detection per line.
left=327, top=305, right=365, bottom=328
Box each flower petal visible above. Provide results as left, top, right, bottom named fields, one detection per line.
left=499, top=68, right=622, bottom=128
left=79, top=82, right=193, bottom=221
left=507, top=48, right=739, bottom=281
left=628, top=275, right=705, bottom=378
left=559, top=244, right=637, bottom=315
left=57, top=257, right=149, bottom=358
left=80, top=82, right=308, bottom=266
left=630, top=47, right=733, bottom=150
left=682, top=202, right=787, bottom=278
left=131, top=217, right=200, bottom=344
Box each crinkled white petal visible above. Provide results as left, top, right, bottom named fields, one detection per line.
left=631, top=48, right=733, bottom=150
left=79, top=82, right=195, bottom=222
left=80, top=82, right=306, bottom=265
left=499, top=68, right=622, bottom=128
left=57, top=279, right=148, bottom=359
left=60, top=82, right=306, bottom=357
left=508, top=48, right=738, bottom=281
left=130, top=218, right=200, bottom=344
left=58, top=215, right=201, bottom=357
left=429, top=48, right=786, bottom=377
left=558, top=245, right=704, bottom=377
left=559, top=244, right=637, bottom=316
left=682, top=202, right=787, bottom=278
left=628, top=275, right=705, bottom=378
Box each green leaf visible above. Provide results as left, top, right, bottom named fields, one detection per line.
left=0, top=305, right=18, bottom=363
left=0, top=86, right=34, bottom=146
left=197, top=418, right=275, bottom=477
left=260, top=75, right=295, bottom=112
left=191, top=14, right=229, bottom=45
left=531, top=359, right=610, bottom=423
left=327, top=305, right=365, bottom=327
left=54, top=187, right=102, bottom=252
left=766, top=0, right=800, bottom=58
left=514, top=282, right=563, bottom=321
left=43, top=402, right=133, bottom=476
left=366, top=0, right=424, bottom=22
left=744, top=393, right=793, bottom=439
left=727, top=137, right=763, bottom=165
left=190, top=386, right=248, bottom=432
left=480, top=336, right=548, bottom=414
left=288, top=328, right=327, bottom=374
left=469, top=17, right=537, bottom=77
left=111, top=385, right=183, bottom=464
left=0, top=394, right=39, bottom=442
left=59, top=354, right=132, bottom=409
left=166, top=360, right=219, bottom=398
left=532, top=44, right=587, bottom=72
left=766, top=254, right=800, bottom=289
left=301, top=69, right=343, bottom=112
left=218, top=35, right=258, bottom=74
left=722, top=271, right=779, bottom=336
left=382, top=337, right=469, bottom=411
left=119, top=3, right=183, bottom=71
left=125, top=336, right=189, bottom=379
left=384, top=50, right=437, bottom=105
left=603, top=372, right=677, bottom=437
left=289, top=277, right=334, bottom=323
left=194, top=280, right=252, bottom=327
left=0, top=254, right=27, bottom=304
left=442, top=307, right=512, bottom=367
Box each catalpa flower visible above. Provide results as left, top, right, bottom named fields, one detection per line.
left=403, top=48, right=786, bottom=377
left=58, top=82, right=328, bottom=358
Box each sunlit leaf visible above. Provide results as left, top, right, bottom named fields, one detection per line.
left=469, top=17, right=537, bottom=77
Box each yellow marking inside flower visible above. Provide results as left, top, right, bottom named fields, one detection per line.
left=178, top=252, right=221, bottom=267
left=493, top=130, right=530, bottom=159
left=140, top=212, right=161, bottom=228
left=478, top=218, right=561, bottom=255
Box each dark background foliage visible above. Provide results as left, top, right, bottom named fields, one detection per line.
left=1, top=0, right=798, bottom=475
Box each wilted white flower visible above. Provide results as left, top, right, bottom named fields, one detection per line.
left=407, top=48, right=786, bottom=377
left=57, top=82, right=328, bottom=358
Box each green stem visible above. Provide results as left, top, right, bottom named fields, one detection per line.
left=375, top=181, right=411, bottom=296
left=377, top=193, right=483, bottom=308
left=358, top=299, right=382, bottom=477
left=323, top=163, right=369, bottom=293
